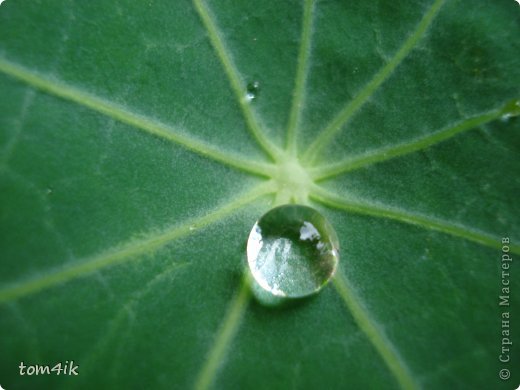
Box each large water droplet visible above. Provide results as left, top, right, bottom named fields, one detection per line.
left=245, top=81, right=260, bottom=102
left=247, top=205, right=339, bottom=298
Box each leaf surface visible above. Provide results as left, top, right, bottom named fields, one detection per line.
left=0, top=1, right=519, bottom=389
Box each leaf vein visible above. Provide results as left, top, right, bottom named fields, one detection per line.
left=77, top=261, right=187, bottom=379
left=334, top=273, right=418, bottom=390
left=310, top=105, right=509, bottom=180
left=193, top=0, right=282, bottom=161
left=310, top=185, right=520, bottom=254
left=0, top=57, right=273, bottom=177
left=286, top=0, right=316, bottom=156
left=194, top=274, right=251, bottom=390
left=303, top=0, right=445, bottom=163
left=0, top=182, right=275, bottom=304
left=0, top=88, right=35, bottom=171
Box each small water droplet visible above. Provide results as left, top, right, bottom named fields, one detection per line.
left=245, top=81, right=260, bottom=102
left=46, top=187, right=53, bottom=195
left=501, top=99, right=520, bottom=121
left=247, top=205, right=339, bottom=298
left=189, top=225, right=196, bottom=231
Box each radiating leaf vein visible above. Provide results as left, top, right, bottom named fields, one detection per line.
left=0, top=182, right=275, bottom=304
left=194, top=274, right=251, bottom=390
left=193, top=0, right=282, bottom=161
left=303, top=0, right=445, bottom=163
left=310, top=185, right=519, bottom=254
left=285, top=0, right=316, bottom=156
left=310, top=104, right=512, bottom=180
left=0, top=57, right=273, bottom=177
left=334, top=273, right=418, bottom=390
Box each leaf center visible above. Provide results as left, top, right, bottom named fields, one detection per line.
left=272, top=155, right=313, bottom=204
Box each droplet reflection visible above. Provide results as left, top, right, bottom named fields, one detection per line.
left=245, top=81, right=260, bottom=102
left=500, top=99, right=520, bottom=121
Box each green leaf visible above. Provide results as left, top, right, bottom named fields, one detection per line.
left=0, top=0, right=518, bottom=389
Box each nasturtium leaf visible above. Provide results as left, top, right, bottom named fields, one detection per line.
left=0, top=0, right=518, bottom=389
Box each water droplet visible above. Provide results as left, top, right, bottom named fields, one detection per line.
left=245, top=81, right=260, bottom=102
left=501, top=99, right=520, bottom=121
left=247, top=205, right=339, bottom=298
